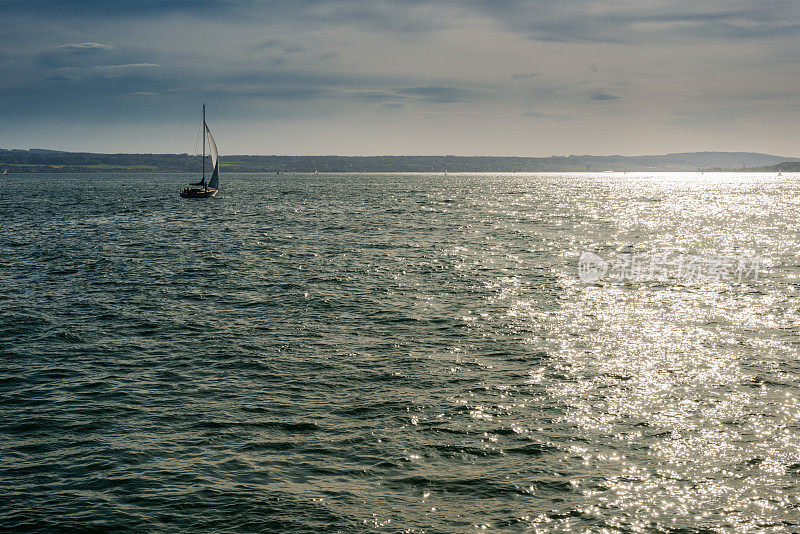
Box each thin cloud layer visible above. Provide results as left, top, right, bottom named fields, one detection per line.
left=58, top=42, right=115, bottom=50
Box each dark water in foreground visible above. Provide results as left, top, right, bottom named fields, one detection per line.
left=1, top=172, right=800, bottom=532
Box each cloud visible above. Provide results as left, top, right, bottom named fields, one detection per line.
left=351, top=90, right=404, bottom=102
left=396, top=86, right=470, bottom=103
left=349, top=85, right=475, bottom=105
left=465, top=0, right=800, bottom=43
left=590, top=91, right=621, bottom=102
left=253, top=37, right=307, bottom=55
left=33, top=40, right=145, bottom=71
left=5, top=1, right=800, bottom=44
left=58, top=42, right=114, bottom=50
left=524, top=111, right=573, bottom=120
left=1, top=0, right=454, bottom=34
left=208, top=85, right=329, bottom=100
left=46, top=63, right=164, bottom=82
left=512, top=73, right=540, bottom=80
left=91, top=63, right=162, bottom=70
left=0, top=0, right=222, bottom=17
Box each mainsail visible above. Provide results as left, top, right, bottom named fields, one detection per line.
left=205, top=123, right=219, bottom=190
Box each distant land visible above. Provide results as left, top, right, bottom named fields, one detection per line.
left=0, top=149, right=797, bottom=173
left=748, top=161, right=800, bottom=172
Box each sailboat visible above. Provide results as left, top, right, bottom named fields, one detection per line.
left=181, top=104, right=220, bottom=198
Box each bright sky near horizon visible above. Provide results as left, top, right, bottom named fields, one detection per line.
left=1, top=0, right=799, bottom=156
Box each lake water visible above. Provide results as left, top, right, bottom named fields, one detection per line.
left=1, top=172, right=799, bottom=532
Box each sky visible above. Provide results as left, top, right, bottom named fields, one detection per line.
left=1, top=0, right=799, bottom=156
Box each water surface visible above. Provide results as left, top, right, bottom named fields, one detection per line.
left=1, top=172, right=799, bottom=532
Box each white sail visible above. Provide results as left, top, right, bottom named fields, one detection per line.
left=205, top=123, right=220, bottom=190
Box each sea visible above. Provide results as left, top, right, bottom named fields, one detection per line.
left=1, top=172, right=799, bottom=532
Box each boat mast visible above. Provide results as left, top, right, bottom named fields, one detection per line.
left=202, top=104, right=206, bottom=191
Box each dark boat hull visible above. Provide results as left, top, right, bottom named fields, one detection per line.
left=180, top=188, right=217, bottom=198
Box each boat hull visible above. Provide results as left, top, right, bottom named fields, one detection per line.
left=180, top=188, right=217, bottom=198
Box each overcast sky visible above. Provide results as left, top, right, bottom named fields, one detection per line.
left=1, top=0, right=799, bottom=156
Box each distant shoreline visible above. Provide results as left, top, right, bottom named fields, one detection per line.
left=1, top=149, right=797, bottom=173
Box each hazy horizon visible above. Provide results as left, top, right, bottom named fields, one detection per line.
left=2, top=1, right=799, bottom=156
